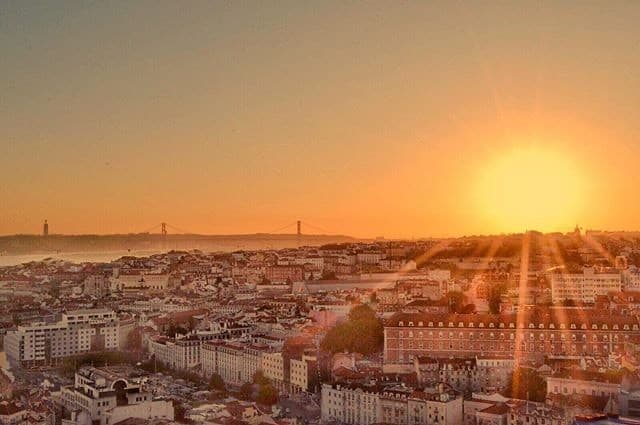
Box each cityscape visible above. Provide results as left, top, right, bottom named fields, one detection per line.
left=3, top=2, right=640, bottom=425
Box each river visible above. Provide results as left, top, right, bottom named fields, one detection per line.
left=0, top=250, right=163, bottom=267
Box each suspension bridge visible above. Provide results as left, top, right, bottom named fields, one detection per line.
left=137, top=220, right=334, bottom=236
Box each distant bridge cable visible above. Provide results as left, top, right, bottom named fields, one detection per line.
left=267, top=222, right=298, bottom=234
left=301, top=221, right=331, bottom=235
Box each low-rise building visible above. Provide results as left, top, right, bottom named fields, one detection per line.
left=57, top=366, right=174, bottom=425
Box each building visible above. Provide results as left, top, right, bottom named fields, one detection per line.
left=83, top=275, right=111, bottom=298
left=383, top=308, right=640, bottom=370
left=201, top=341, right=278, bottom=387
left=289, top=352, right=318, bottom=394
left=623, top=266, right=640, bottom=292
left=321, top=382, right=463, bottom=425
left=4, top=309, right=119, bottom=367
left=57, top=366, right=174, bottom=425
left=550, top=267, right=622, bottom=304
left=264, top=265, right=304, bottom=284
left=357, top=252, right=385, bottom=265
left=413, top=356, right=514, bottom=394
left=0, top=401, right=28, bottom=424
left=148, top=335, right=201, bottom=371
left=546, top=369, right=622, bottom=400
left=321, top=383, right=379, bottom=425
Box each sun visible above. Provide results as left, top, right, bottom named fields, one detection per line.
left=475, top=147, right=585, bottom=232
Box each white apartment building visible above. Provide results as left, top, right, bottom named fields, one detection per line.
left=214, top=342, right=247, bottom=386
left=357, top=252, right=385, bottom=265
left=321, top=383, right=463, bottom=425
left=4, top=309, right=118, bottom=367
left=148, top=335, right=201, bottom=371
left=57, top=366, right=173, bottom=425
left=201, top=341, right=285, bottom=389
left=550, top=267, right=622, bottom=303
left=321, top=383, right=380, bottom=425
left=262, top=351, right=285, bottom=391
left=201, top=341, right=219, bottom=379
left=290, top=353, right=317, bottom=394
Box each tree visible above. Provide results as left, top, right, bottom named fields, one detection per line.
left=321, top=270, right=337, bottom=280
left=488, top=283, right=507, bottom=314
left=50, top=285, right=60, bottom=299
left=503, top=368, right=546, bottom=402
left=348, top=304, right=377, bottom=322
left=370, top=291, right=378, bottom=303
left=446, top=291, right=465, bottom=313
left=257, top=383, right=278, bottom=405
left=321, top=304, right=384, bottom=355
left=187, top=316, right=197, bottom=331
left=173, top=402, right=188, bottom=422
left=239, top=382, right=253, bottom=400
left=253, top=371, right=270, bottom=386
left=460, top=303, right=476, bottom=314
left=208, top=373, right=226, bottom=392
left=126, top=327, right=143, bottom=351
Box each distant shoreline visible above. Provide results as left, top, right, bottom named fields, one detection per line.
left=0, top=233, right=360, bottom=263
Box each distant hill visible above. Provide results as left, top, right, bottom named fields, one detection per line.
left=0, top=233, right=360, bottom=255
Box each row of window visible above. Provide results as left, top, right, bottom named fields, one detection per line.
left=395, top=320, right=636, bottom=330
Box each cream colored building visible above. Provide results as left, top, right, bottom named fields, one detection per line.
left=550, top=267, right=621, bottom=303
left=290, top=353, right=317, bottom=394
left=200, top=341, right=277, bottom=387
left=148, top=335, right=201, bottom=371
left=4, top=309, right=118, bottom=367
left=321, top=383, right=463, bottom=425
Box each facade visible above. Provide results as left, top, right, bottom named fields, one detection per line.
left=265, top=265, right=304, bottom=283
left=262, top=351, right=286, bottom=391
left=550, top=268, right=622, bottom=304
left=383, top=308, right=640, bottom=369
left=356, top=252, right=384, bottom=265
left=321, top=383, right=379, bottom=425
left=148, top=335, right=201, bottom=371
left=4, top=309, right=118, bottom=367
left=111, top=273, right=170, bottom=292
left=58, top=366, right=173, bottom=425
left=507, top=401, right=572, bottom=425
left=414, top=356, right=514, bottom=394
left=290, top=353, right=317, bottom=393
left=623, top=266, right=640, bottom=291
left=321, top=383, right=463, bottom=425
left=83, top=275, right=110, bottom=297
left=546, top=370, right=622, bottom=399
left=201, top=341, right=278, bottom=387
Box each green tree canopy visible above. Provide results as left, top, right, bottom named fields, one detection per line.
left=321, top=304, right=383, bottom=355
left=208, top=373, right=226, bottom=392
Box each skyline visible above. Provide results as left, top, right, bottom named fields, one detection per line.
left=3, top=1, right=640, bottom=238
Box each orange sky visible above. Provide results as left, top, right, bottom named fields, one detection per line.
left=2, top=1, right=640, bottom=238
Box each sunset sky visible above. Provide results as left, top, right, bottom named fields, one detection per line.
left=2, top=1, right=640, bottom=238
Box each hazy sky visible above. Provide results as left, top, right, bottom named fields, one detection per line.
left=2, top=1, right=640, bottom=238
